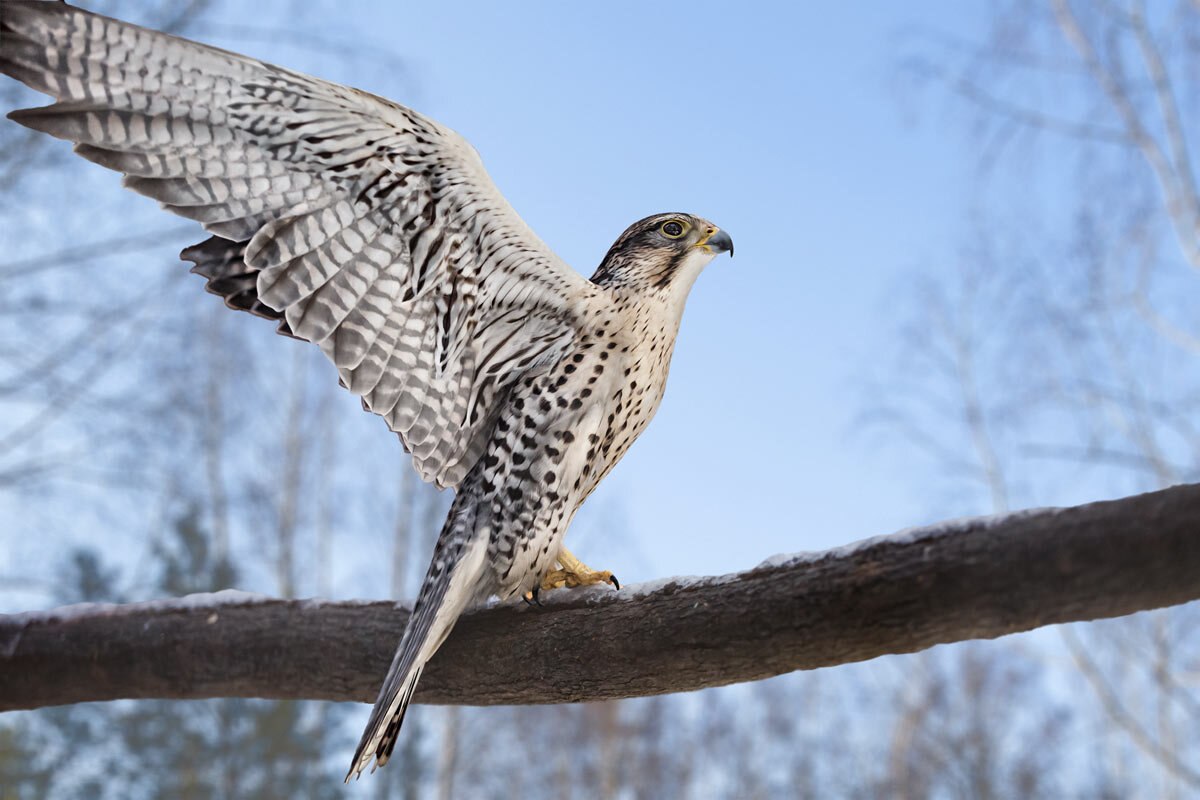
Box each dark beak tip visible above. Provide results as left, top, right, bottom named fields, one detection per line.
left=708, top=229, right=734, bottom=257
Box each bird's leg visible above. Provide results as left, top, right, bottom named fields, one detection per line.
left=540, top=547, right=620, bottom=591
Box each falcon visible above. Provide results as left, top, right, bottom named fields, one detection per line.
left=0, top=1, right=734, bottom=779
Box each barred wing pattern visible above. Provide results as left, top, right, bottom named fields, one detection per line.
left=1, top=1, right=594, bottom=488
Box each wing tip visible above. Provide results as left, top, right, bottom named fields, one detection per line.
left=5, top=102, right=103, bottom=141
left=5, top=105, right=46, bottom=129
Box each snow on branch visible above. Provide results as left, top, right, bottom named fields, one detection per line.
left=2, top=483, right=1198, bottom=711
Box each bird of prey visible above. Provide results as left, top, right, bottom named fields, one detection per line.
left=0, top=1, right=733, bottom=779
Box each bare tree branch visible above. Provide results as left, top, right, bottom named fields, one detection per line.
left=1060, top=625, right=1200, bottom=788
left=1128, top=0, right=1200, bottom=265
left=0, top=225, right=196, bottom=280
left=1132, top=236, right=1200, bottom=356
left=944, top=68, right=1129, bottom=145
left=1052, top=0, right=1200, bottom=270
left=2, top=483, right=1197, bottom=712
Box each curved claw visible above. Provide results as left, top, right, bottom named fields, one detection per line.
left=540, top=547, right=620, bottom=592
left=522, top=587, right=543, bottom=607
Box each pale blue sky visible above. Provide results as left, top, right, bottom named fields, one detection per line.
left=185, top=0, right=991, bottom=582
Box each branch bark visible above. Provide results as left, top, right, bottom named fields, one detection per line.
left=3, top=483, right=1199, bottom=711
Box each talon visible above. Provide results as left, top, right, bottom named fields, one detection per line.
left=531, top=586, right=542, bottom=606
left=540, top=569, right=569, bottom=591
left=540, top=547, right=619, bottom=593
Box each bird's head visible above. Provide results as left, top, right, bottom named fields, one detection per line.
left=590, top=213, right=733, bottom=292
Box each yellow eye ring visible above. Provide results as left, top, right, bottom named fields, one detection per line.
left=660, top=220, right=687, bottom=238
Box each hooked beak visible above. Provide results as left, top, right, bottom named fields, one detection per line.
left=696, top=228, right=734, bottom=257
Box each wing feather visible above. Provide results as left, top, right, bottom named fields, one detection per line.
left=2, top=0, right=596, bottom=488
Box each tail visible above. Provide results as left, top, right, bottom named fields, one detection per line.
left=345, top=506, right=489, bottom=781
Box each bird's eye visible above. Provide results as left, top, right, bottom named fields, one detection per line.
left=660, top=220, right=686, bottom=238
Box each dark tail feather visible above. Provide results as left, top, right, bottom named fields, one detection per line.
left=180, top=235, right=300, bottom=339
left=345, top=625, right=428, bottom=781
left=361, top=664, right=422, bottom=773
left=345, top=505, right=486, bottom=781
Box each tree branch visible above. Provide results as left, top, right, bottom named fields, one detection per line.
left=2, top=483, right=1198, bottom=712
left=1059, top=625, right=1200, bottom=788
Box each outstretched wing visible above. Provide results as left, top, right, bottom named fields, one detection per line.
left=1, top=0, right=596, bottom=488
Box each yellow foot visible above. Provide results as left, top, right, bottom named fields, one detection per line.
left=540, top=547, right=620, bottom=591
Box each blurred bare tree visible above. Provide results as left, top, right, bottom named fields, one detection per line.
left=873, top=0, right=1200, bottom=796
